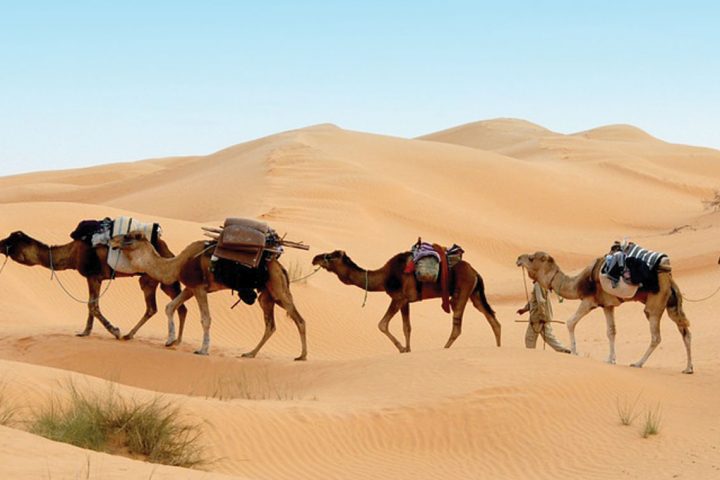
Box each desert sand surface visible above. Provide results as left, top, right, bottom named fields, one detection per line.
left=1, top=119, right=719, bottom=479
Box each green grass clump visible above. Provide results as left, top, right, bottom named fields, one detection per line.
left=641, top=403, right=662, bottom=438
left=30, top=383, right=206, bottom=467
left=616, top=393, right=641, bottom=426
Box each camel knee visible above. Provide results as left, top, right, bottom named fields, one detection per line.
left=650, top=333, right=661, bottom=347
left=378, top=321, right=389, bottom=334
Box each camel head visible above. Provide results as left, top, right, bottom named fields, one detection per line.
left=109, top=231, right=153, bottom=260
left=312, top=250, right=347, bottom=273
left=516, top=251, right=559, bottom=287
left=0, top=231, right=37, bottom=264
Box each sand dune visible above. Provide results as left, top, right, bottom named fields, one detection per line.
left=1, top=119, right=719, bottom=478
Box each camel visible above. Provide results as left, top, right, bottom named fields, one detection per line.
left=109, top=231, right=308, bottom=360
left=516, top=252, right=693, bottom=374
left=0, top=230, right=188, bottom=340
left=311, top=250, right=501, bottom=352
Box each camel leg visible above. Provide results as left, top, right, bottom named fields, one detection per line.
left=122, top=275, right=159, bottom=341
left=77, top=312, right=94, bottom=337
left=164, top=288, right=194, bottom=347
left=470, top=291, right=501, bottom=346
left=76, top=279, right=94, bottom=337
left=193, top=288, right=212, bottom=355
left=603, top=307, right=617, bottom=364
left=632, top=279, right=672, bottom=369
left=161, top=282, right=188, bottom=345
left=631, top=311, right=662, bottom=368
left=378, top=300, right=404, bottom=353
left=278, top=294, right=308, bottom=361
left=666, top=280, right=693, bottom=374
left=86, top=278, right=121, bottom=339
left=567, top=300, right=595, bottom=355
left=673, top=321, right=693, bottom=374
left=444, top=290, right=471, bottom=349
left=400, top=304, right=411, bottom=353
left=242, top=292, right=276, bottom=360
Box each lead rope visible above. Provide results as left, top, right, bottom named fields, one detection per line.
left=682, top=285, right=720, bottom=303
left=49, top=246, right=117, bottom=304
left=361, top=269, right=369, bottom=307
left=290, top=266, right=322, bottom=284
left=0, top=246, right=9, bottom=276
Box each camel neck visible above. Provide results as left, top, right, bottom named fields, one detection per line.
left=129, top=240, right=201, bottom=285
left=21, top=237, right=79, bottom=271
left=549, top=268, right=583, bottom=300
left=332, top=257, right=386, bottom=292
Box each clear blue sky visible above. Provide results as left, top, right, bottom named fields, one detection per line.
left=1, top=1, right=718, bottom=176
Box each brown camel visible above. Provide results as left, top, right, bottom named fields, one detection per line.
left=109, top=232, right=308, bottom=360
left=516, top=252, right=693, bottom=374
left=0, top=230, right=188, bottom=340
left=311, top=250, right=501, bottom=352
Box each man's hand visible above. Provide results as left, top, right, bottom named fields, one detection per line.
left=516, top=307, right=528, bottom=315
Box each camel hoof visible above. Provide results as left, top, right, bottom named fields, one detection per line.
left=75, top=331, right=90, bottom=338
left=606, top=359, right=616, bottom=365
left=121, top=334, right=133, bottom=341
left=165, top=339, right=178, bottom=347
left=400, top=347, right=410, bottom=353
left=630, top=363, right=642, bottom=368
left=241, top=352, right=256, bottom=359
left=682, top=367, right=694, bottom=374
left=111, top=328, right=122, bottom=339
left=294, top=356, right=307, bottom=361
left=193, top=350, right=209, bottom=356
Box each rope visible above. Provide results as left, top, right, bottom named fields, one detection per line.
left=361, top=269, right=369, bottom=308
left=682, top=285, right=720, bottom=303
left=290, top=266, right=322, bottom=283
left=49, top=246, right=116, bottom=305
left=0, top=246, right=9, bottom=276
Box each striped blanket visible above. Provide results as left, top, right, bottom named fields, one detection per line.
left=625, top=243, right=667, bottom=270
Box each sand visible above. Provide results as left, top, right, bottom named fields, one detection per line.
left=0, top=118, right=719, bottom=478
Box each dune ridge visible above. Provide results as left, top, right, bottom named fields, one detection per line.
left=1, top=119, right=719, bottom=479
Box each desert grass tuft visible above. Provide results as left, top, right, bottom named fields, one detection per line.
left=641, top=403, right=662, bottom=438
left=30, top=382, right=206, bottom=467
left=207, top=368, right=312, bottom=401
left=0, top=385, right=18, bottom=426
left=287, top=259, right=309, bottom=284
left=616, top=392, right=642, bottom=426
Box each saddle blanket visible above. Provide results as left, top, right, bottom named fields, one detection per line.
left=107, top=216, right=161, bottom=274
left=625, top=243, right=667, bottom=270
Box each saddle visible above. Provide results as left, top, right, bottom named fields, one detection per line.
left=600, top=242, right=669, bottom=297
left=213, top=218, right=276, bottom=269
left=406, top=239, right=465, bottom=314
left=71, top=216, right=161, bottom=274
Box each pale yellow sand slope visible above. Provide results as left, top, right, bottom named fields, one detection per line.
left=0, top=120, right=719, bottom=478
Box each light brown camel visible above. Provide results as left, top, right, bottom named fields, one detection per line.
left=0, top=231, right=188, bottom=340
left=311, top=250, right=501, bottom=352
left=516, top=252, right=693, bottom=374
left=110, top=232, right=308, bottom=360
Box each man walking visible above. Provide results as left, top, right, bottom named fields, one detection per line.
left=517, top=281, right=571, bottom=353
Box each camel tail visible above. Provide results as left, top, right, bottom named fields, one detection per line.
left=475, top=274, right=495, bottom=316
left=667, top=280, right=690, bottom=328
